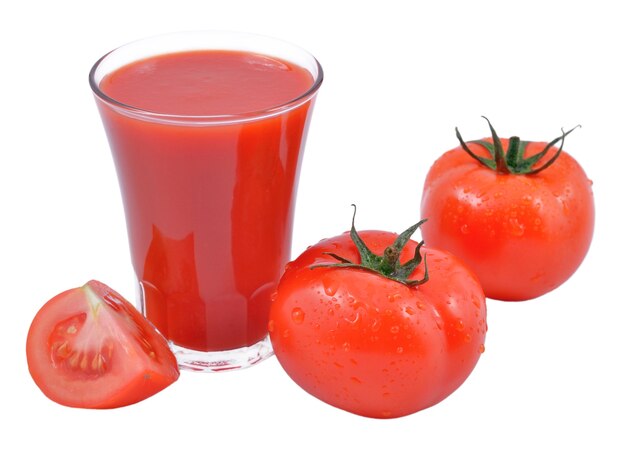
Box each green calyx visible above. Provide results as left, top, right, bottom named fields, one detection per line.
left=456, top=116, right=581, bottom=175
left=312, top=205, right=429, bottom=287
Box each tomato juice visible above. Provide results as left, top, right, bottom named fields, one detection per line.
left=91, top=38, right=321, bottom=366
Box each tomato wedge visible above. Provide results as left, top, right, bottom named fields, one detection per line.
left=26, top=280, right=179, bottom=408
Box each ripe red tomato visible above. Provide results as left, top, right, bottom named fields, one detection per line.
left=26, top=280, right=179, bottom=408
left=269, top=209, right=487, bottom=419
left=420, top=119, right=594, bottom=300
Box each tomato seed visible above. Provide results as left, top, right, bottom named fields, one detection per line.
left=68, top=351, right=81, bottom=368
left=55, top=341, right=70, bottom=358
left=91, top=353, right=105, bottom=372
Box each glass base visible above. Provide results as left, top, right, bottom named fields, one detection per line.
left=170, top=335, right=274, bottom=372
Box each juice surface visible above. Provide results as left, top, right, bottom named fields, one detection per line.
left=101, top=49, right=313, bottom=115
left=98, top=50, right=316, bottom=351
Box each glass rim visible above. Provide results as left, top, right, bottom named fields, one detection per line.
left=88, top=30, right=324, bottom=125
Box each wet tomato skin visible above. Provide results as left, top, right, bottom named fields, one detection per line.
left=269, top=231, right=487, bottom=419
left=421, top=139, right=595, bottom=301
left=26, top=280, right=179, bottom=409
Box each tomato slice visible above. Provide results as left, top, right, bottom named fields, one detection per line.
left=26, top=280, right=179, bottom=408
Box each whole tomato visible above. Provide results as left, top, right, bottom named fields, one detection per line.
left=420, top=118, right=594, bottom=301
left=269, top=208, right=487, bottom=419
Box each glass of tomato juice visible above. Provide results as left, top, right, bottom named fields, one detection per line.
left=89, top=31, right=323, bottom=372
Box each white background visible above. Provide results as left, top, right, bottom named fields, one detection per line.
left=2, top=0, right=624, bottom=468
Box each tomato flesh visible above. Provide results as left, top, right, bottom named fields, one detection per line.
left=269, top=230, right=487, bottom=419
left=26, top=280, right=179, bottom=408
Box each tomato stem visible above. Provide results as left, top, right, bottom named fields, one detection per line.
left=312, top=205, right=429, bottom=287
left=455, top=117, right=580, bottom=175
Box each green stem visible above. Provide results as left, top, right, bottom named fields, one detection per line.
left=312, top=205, right=429, bottom=287
left=456, top=118, right=580, bottom=175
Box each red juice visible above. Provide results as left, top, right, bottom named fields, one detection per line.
left=93, top=48, right=319, bottom=353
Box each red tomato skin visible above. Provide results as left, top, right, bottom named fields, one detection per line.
left=26, top=280, right=180, bottom=409
left=420, top=139, right=594, bottom=301
left=269, top=231, right=487, bottom=419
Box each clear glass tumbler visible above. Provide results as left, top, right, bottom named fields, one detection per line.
left=89, top=31, right=322, bottom=371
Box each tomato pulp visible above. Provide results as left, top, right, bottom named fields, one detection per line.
left=94, top=50, right=319, bottom=352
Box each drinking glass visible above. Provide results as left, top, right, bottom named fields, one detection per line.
left=89, top=31, right=322, bottom=371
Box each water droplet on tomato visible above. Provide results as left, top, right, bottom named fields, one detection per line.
left=464, top=333, right=472, bottom=343
left=508, top=217, right=525, bottom=236
left=282, top=329, right=290, bottom=338
left=521, top=195, right=533, bottom=205
left=323, top=278, right=338, bottom=297
left=350, top=376, right=362, bottom=384
left=371, top=318, right=381, bottom=332
left=455, top=319, right=465, bottom=331
left=270, top=291, right=278, bottom=302
left=344, top=309, right=360, bottom=325
left=267, top=319, right=275, bottom=333
left=342, top=341, right=351, bottom=352
left=291, top=307, right=305, bottom=324
left=396, top=346, right=404, bottom=354
left=405, top=306, right=416, bottom=315
left=416, top=301, right=426, bottom=311
left=390, top=325, right=400, bottom=334
left=460, top=224, right=470, bottom=234
left=479, top=344, right=486, bottom=354
left=387, top=292, right=402, bottom=302
left=434, top=312, right=443, bottom=330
